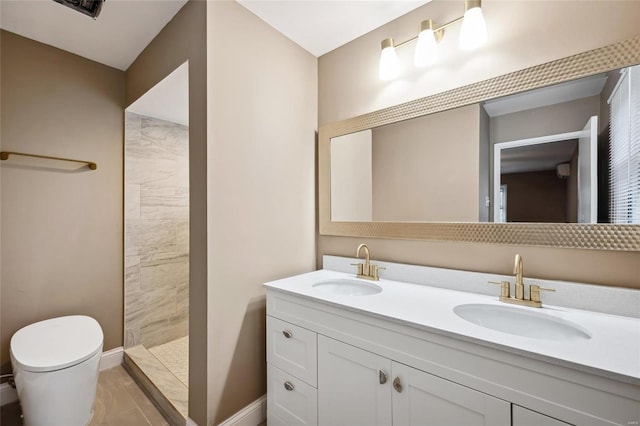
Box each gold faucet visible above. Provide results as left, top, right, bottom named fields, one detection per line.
left=489, top=254, right=555, bottom=308
left=351, top=243, right=385, bottom=281
left=514, top=253, right=524, bottom=300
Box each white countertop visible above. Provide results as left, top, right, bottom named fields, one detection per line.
left=264, top=269, right=640, bottom=385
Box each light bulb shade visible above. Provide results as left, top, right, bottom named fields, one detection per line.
left=414, top=28, right=438, bottom=67
left=379, top=39, right=400, bottom=80
left=459, top=5, right=487, bottom=50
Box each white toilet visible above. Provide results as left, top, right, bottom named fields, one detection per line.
left=10, top=315, right=104, bottom=426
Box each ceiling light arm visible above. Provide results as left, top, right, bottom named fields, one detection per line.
left=434, top=15, right=464, bottom=33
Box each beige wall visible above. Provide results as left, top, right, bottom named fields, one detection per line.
left=490, top=96, right=600, bottom=144
left=318, top=0, right=640, bottom=289
left=372, top=105, right=481, bottom=221
left=479, top=106, right=490, bottom=222
left=331, top=130, right=373, bottom=221
left=207, top=1, right=317, bottom=423
left=501, top=171, right=567, bottom=222
left=124, top=1, right=209, bottom=423
left=0, top=31, right=124, bottom=372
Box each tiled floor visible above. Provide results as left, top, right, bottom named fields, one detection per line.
left=125, top=342, right=188, bottom=420
left=0, top=366, right=168, bottom=426
left=149, top=336, right=189, bottom=387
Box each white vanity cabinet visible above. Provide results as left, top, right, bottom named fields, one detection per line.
left=512, top=406, right=571, bottom=426
left=392, top=362, right=510, bottom=426
left=317, top=335, right=510, bottom=426
left=265, top=284, right=640, bottom=426
left=317, top=335, right=392, bottom=426
left=267, top=316, right=318, bottom=426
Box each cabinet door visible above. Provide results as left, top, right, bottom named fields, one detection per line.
left=512, top=406, right=573, bottom=426
left=268, top=364, right=318, bottom=426
left=392, top=362, right=510, bottom=426
left=318, top=336, right=392, bottom=426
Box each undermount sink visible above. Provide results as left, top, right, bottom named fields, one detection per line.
left=312, top=278, right=382, bottom=296
left=454, top=303, right=591, bottom=341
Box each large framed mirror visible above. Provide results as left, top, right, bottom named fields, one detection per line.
left=319, top=36, right=640, bottom=251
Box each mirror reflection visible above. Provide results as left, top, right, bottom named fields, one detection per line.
left=330, top=64, right=640, bottom=224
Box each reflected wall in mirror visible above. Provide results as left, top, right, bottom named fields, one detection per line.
left=319, top=35, right=640, bottom=250
left=331, top=104, right=487, bottom=222
left=329, top=65, right=640, bottom=225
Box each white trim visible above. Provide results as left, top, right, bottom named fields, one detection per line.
left=493, top=130, right=586, bottom=221
left=186, top=418, right=199, bottom=426
left=217, top=395, right=266, bottom=426
left=606, top=67, right=628, bottom=105
left=99, top=346, right=124, bottom=371
left=1, top=346, right=124, bottom=407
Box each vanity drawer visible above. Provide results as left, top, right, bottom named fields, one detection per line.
left=268, top=364, right=318, bottom=426
left=267, top=316, right=318, bottom=387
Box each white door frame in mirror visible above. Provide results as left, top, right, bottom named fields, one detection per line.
left=492, top=116, right=597, bottom=224
left=318, top=36, right=640, bottom=251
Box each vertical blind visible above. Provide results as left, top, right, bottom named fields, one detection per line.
left=608, top=65, right=640, bottom=224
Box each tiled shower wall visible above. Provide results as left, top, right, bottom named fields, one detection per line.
left=124, top=112, right=189, bottom=349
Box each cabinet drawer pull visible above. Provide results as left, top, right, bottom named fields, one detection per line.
left=284, top=381, right=295, bottom=391
left=379, top=370, right=388, bottom=384
left=393, top=377, right=403, bottom=393
left=282, top=330, right=293, bottom=339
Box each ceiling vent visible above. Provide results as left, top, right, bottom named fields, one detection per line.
left=52, top=0, right=105, bottom=19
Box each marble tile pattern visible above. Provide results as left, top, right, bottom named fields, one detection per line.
left=149, top=336, right=189, bottom=387
left=125, top=112, right=190, bottom=349
left=125, top=345, right=188, bottom=420
left=0, top=366, right=168, bottom=426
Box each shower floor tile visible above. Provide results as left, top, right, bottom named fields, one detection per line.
left=149, top=336, right=189, bottom=387
left=125, top=344, right=188, bottom=421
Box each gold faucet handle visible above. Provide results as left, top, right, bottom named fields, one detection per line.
left=350, top=262, right=364, bottom=276
left=371, top=265, right=385, bottom=280
left=489, top=281, right=511, bottom=298
left=529, top=284, right=555, bottom=303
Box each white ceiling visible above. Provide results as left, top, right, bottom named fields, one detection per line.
left=483, top=74, right=609, bottom=118
left=1, top=0, right=430, bottom=72
left=127, top=61, right=189, bottom=125
left=0, top=0, right=188, bottom=70
left=501, top=140, right=578, bottom=175
left=236, top=0, right=430, bottom=57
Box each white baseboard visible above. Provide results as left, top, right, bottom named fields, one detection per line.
left=1, top=346, right=124, bottom=407
left=186, top=418, right=199, bottom=426
left=99, top=346, right=124, bottom=371
left=217, top=395, right=266, bottom=426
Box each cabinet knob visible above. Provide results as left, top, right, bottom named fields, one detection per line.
left=393, top=377, right=403, bottom=393
left=282, top=330, right=293, bottom=339
left=379, top=370, right=388, bottom=384
left=283, top=381, right=295, bottom=391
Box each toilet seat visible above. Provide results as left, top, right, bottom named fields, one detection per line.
left=10, top=315, right=103, bottom=373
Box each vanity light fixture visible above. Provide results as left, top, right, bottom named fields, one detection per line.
left=379, top=0, right=488, bottom=80
left=379, top=38, right=401, bottom=80
left=459, top=0, right=488, bottom=50
left=414, top=19, right=439, bottom=67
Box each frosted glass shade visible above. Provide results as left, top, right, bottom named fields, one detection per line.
left=379, top=45, right=400, bottom=80
left=459, top=6, right=487, bottom=50
left=414, top=28, right=438, bottom=67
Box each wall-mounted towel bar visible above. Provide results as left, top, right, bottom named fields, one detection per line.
left=0, top=151, right=97, bottom=170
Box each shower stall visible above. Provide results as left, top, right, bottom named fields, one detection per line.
left=123, top=62, right=190, bottom=424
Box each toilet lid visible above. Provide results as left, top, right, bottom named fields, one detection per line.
left=10, top=315, right=104, bottom=373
